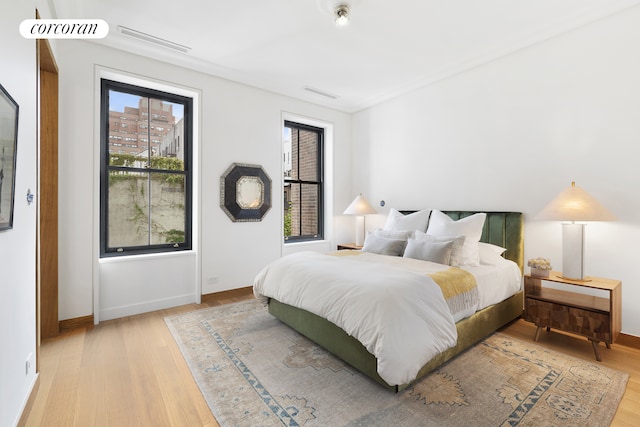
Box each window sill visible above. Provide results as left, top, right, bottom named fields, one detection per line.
left=99, top=250, right=195, bottom=264
left=282, top=240, right=332, bottom=256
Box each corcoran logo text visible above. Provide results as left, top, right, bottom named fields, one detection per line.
left=20, top=19, right=109, bottom=39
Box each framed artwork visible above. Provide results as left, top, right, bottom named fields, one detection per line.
left=0, top=83, right=19, bottom=231
left=220, top=163, right=272, bottom=222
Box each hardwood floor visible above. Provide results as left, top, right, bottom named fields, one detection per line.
left=21, top=288, right=252, bottom=427
left=22, top=287, right=639, bottom=426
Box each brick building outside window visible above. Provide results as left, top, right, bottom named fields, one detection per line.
left=283, top=121, right=323, bottom=242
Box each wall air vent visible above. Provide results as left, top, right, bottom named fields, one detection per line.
left=118, top=26, right=191, bottom=53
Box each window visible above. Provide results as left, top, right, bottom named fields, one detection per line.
left=100, top=79, right=192, bottom=256
left=283, top=121, right=324, bottom=242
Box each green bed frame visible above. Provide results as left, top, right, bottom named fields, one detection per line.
left=268, top=211, right=524, bottom=392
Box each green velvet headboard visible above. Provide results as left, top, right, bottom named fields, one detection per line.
left=400, top=210, right=524, bottom=273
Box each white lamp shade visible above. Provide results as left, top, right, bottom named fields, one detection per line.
left=536, top=182, right=616, bottom=222
left=344, top=194, right=376, bottom=246
left=343, top=194, right=377, bottom=215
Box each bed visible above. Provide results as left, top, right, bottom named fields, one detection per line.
left=255, top=210, right=524, bottom=392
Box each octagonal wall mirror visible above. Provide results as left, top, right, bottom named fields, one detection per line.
left=220, top=163, right=272, bottom=222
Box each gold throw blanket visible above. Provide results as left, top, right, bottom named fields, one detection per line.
left=428, top=268, right=478, bottom=320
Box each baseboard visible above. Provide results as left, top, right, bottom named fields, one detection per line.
left=16, top=373, right=39, bottom=427
left=99, top=293, right=196, bottom=322
left=617, top=332, right=640, bottom=350
left=59, top=289, right=253, bottom=330
left=59, top=315, right=94, bottom=332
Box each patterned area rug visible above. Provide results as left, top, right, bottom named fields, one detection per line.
left=165, top=299, right=628, bottom=426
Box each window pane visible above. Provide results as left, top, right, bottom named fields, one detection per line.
left=107, top=170, right=149, bottom=248
left=283, top=183, right=292, bottom=238
left=108, top=90, right=149, bottom=167
left=299, top=129, right=318, bottom=181
left=149, top=98, right=185, bottom=171
left=283, top=127, right=292, bottom=179
left=108, top=91, right=186, bottom=172
left=289, top=126, right=298, bottom=180
left=285, top=184, right=320, bottom=238
left=301, top=184, right=319, bottom=236
left=107, top=171, right=187, bottom=248
left=150, top=173, right=186, bottom=244
left=286, top=183, right=300, bottom=238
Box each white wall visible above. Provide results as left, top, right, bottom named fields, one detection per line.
left=99, top=252, right=197, bottom=321
left=352, top=7, right=640, bottom=336
left=0, top=3, right=38, bottom=426
left=56, top=40, right=352, bottom=321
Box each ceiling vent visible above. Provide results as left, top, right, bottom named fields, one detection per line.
left=118, top=26, right=191, bottom=53
left=304, top=86, right=340, bottom=99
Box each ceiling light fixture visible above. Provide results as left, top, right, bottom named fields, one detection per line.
left=118, top=26, right=191, bottom=53
left=334, top=4, right=350, bottom=26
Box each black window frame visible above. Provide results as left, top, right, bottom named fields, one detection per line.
left=99, top=79, right=193, bottom=257
left=283, top=120, right=324, bottom=243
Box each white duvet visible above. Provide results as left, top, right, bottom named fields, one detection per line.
left=253, top=251, right=458, bottom=386
left=338, top=251, right=522, bottom=313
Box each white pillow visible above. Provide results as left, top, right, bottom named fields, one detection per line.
left=383, top=208, right=430, bottom=232
left=426, top=210, right=486, bottom=266
left=403, top=238, right=454, bottom=265
left=479, top=242, right=506, bottom=255
left=413, top=231, right=466, bottom=267
left=479, top=242, right=507, bottom=265
left=371, top=228, right=413, bottom=241
left=361, top=233, right=406, bottom=256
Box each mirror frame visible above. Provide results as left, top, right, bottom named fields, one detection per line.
left=220, top=163, right=272, bottom=222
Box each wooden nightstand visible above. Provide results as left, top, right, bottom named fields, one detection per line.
left=337, top=243, right=363, bottom=251
left=524, top=271, right=621, bottom=361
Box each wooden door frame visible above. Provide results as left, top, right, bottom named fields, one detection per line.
left=38, top=35, right=59, bottom=346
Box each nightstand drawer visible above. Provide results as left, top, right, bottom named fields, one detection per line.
left=525, top=298, right=555, bottom=325
left=525, top=298, right=611, bottom=343
left=564, top=306, right=611, bottom=342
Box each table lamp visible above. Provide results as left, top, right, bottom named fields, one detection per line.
left=343, top=193, right=377, bottom=246
left=537, top=181, right=616, bottom=281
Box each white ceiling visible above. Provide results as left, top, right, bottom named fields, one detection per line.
left=50, top=0, right=640, bottom=113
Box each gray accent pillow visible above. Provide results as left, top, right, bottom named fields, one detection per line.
left=370, top=228, right=413, bottom=254
left=361, top=233, right=406, bottom=256
left=412, top=232, right=466, bottom=266
left=403, top=238, right=454, bottom=265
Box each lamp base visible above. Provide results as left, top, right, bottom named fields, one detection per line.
left=354, top=216, right=365, bottom=247
left=562, top=223, right=586, bottom=281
